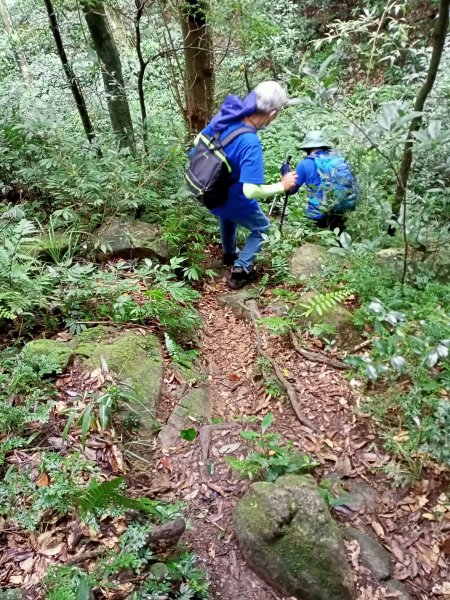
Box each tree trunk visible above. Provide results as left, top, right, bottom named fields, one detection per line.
left=44, top=0, right=98, bottom=150
left=393, top=0, right=449, bottom=217
left=135, top=0, right=149, bottom=153
left=0, top=0, right=31, bottom=85
left=82, top=0, right=136, bottom=153
left=180, top=0, right=214, bottom=135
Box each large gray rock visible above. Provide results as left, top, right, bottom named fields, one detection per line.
left=83, top=332, right=163, bottom=438
left=291, top=243, right=328, bottom=279
left=343, top=527, right=391, bottom=581
left=159, top=383, right=211, bottom=450
left=234, top=474, right=355, bottom=600
left=91, top=218, right=169, bottom=262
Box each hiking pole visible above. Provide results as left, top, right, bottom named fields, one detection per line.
left=279, top=155, right=292, bottom=232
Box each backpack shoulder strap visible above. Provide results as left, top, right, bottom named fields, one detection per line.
left=220, top=126, right=257, bottom=147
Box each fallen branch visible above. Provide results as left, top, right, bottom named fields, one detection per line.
left=352, top=339, right=372, bottom=353
left=246, top=300, right=317, bottom=432
left=199, top=422, right=241, bottom=475
left=147, top=516, right=186, bottom=546
left=290, top=333, right=351, bottom=371
left=66, top=548, right=104, bottom=566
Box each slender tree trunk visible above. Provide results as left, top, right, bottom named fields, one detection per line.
left=393, top=0, right=449, bottom=217
left=44, top=0, right=99, bottom=150
left=135, top=0, right=149, bottom=153
left=82, top=0, right=136, bottom=153
left=0, top=0, right=31, bottom=85
left=180, top=0, right=214, bottom=134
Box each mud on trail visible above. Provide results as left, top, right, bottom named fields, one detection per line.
left=149, top=272, right=450, bottom=600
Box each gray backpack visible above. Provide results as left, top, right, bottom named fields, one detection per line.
left=185, top=126, right=255, bottom=209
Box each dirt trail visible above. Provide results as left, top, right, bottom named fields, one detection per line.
left=150, top=273, right=449, bottom=600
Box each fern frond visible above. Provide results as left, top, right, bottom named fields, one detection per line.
left=75, top=477, right=166, bottom=518
left=298, top=290, right=352, bottom=318
left=46, top=587, right=76, bottom=600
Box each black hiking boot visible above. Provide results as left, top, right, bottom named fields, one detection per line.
left=228, top=267, right=257, bottom=290
left=223, top=252, right=239, bottom=266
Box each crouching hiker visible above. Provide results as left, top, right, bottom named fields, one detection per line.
left=290, top=130, right=359, bottom=233
left=185, top=81, right=297, bottom=290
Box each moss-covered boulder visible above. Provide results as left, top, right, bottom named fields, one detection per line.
left=83, top=332, right=163, bottom=437
left=21, top=339, right=73, bottom=373
left=91, top=218, right=169, bottom=262
left=234, top=474, right=355, bottom=600
left=70, top=325, right=114, bottom=358
left=291, top=243, right=328, bottom=280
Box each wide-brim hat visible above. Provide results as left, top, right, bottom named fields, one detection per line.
left=301, top=130, right=332, bottom=149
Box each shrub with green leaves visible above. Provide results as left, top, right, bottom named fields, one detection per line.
left=226, top=413, right=319, bottom=481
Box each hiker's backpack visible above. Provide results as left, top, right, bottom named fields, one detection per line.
left=306, top=152, right=360, bottom=214
left=185, top=126, right=255, bottom=209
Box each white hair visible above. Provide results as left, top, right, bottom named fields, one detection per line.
left=253, top=81, right=288, bottom=114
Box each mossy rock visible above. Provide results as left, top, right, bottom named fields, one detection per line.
left=291, top=243, right=328, bottom=280
left=234, top=474, right=355, bottom=600
left=21, top=339, right=73, bottom=374
left=91, top=218, right=169, bottom=262
left=83, top=332, right=163, bottom=438
left=70, top=326, right=114, bottom=358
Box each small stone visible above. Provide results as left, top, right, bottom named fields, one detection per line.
left=382, top=579, right=414, bottom=600
left=297, top=291, right=362, bottom=351
left=149, top=562, right=168, bottom=581
left=83, top=332, right=164, bottom=442
left=218, top=287, right=259, bottom=319
left=343, top=527, right=391, bottom=581
left=159, top=383, right=211, bottom=450
left=342, top=480, right=379, bottom=513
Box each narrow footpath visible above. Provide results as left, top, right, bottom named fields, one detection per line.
left=147, top=271, right=448, bottom=600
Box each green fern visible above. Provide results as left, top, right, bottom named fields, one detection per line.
left=298, top=290, right=352, bottom=318
left=257, top=316, right=293, bottom=336
left=164, top=333, right=198, bottom=367
left=74, top=477, right=171, bottom=519
left=46, top=587, right=76, bottom=600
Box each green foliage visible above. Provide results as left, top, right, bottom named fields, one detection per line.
left=226, top=413, right=320, bottom=481
left=165, top=333, right=199, bottom=368
left=297, top=289, right=351, bottom=318
left=0, top=452, right=98, bottom=530
left=0, top=216, right=50, bottom=320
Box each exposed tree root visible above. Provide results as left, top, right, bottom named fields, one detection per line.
left=289, top=333, right=351, bottom=371
left=246, top=300, right=317, bottom=432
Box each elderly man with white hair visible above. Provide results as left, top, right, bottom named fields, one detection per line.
left=194, top=81, right=297, bottom=289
